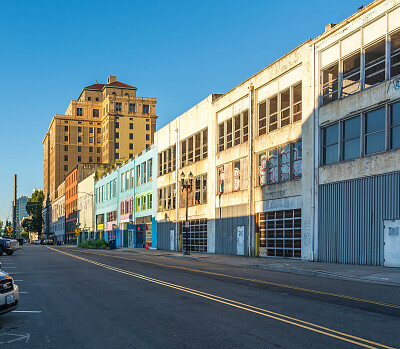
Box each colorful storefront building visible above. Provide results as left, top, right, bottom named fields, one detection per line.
left=94, top=145, right=157, bottom=248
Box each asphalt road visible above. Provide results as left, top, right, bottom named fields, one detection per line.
left=0, top=245, right=399, bottom=348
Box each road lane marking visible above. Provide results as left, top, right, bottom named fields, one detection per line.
left=19, top=292, right=28, bottom=294
left=48, top=247, right=395, bottom=349
left=0, top=333, right=30, bottom=345
left=64, top=248, right=400, bottom=310
left=14, top=280, right=23, bottom=282
left=12, top=311, right=41, bottom=313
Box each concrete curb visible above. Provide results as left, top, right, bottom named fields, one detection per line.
left=255, top=264, right=400, bottom=287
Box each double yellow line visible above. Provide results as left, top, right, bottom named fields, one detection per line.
left=66, top=248, right=400, bottom=311
left=48, top=247, right=396, bottom=349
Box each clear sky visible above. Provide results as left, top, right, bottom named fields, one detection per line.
left=0, top=0, right=363, bottom=222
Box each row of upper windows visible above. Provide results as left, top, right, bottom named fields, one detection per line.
left=158, top=145, right=176, bottom=176
left=120, top=159, right=153, bottom=192
left=64, top=126, right=101, bottom=133
left=321, top=101, right=400, bottom=165
left=115, top=122, right=150, bottom=131
left=256, top=141, right=302, bottom=186
left=120, top=193, right=153, bottom=214
left=64, top=155, right=101, bottom=163
left=181, top=128, right=208, bottom=167
left=322, top=32, right=400, bottom=106
left=64, top=135, right=101, bottom=144
left=87, top=97, right=100, bottom=102
left=114, top=103, right=150, bottom=114
left=64, top=145, right=101, bottom=153
left=107, top=210, right=117, bottom=222
left=258, top=83, right=302, bottom=136
left=218, top=111, right=248, bottom=152
left=96, top=180, right=117, bottom=204
left=76, top=108, right=99, bottom=117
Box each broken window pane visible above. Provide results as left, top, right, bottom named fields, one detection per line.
left=233, top=161, right=240, bottom=191
left=280, top=89, right=290, bottom=127
left=258, top=152, right=267, bottom=186
left=391, top=31, right=400, bottom=78
left=188, top=137, right=193, bottom=163
left=258, top=102, right=267, bottom=136
left=269, top=96, right=278, bottom=132
left=195, top=176, right=201, bottom=205
left=242, top=110, right=249, bottom=142
left=292, top=141, right=302, bottom=179
left=202, top=129, right=208, bottom=159
left=293, top=83, right=302, bottom=122
left=234, top=114, right=241, bottom=146
left=342, top=53, right=361, bottom=97
left=195, top=132, right=201, bottom=162
left=322, top=64, right=339, bottom=105
left=365, top=40, right=386, bottom=88
left=218, top=123, right=224, bottom=152
left=181, top=140, right=186, bottom=167
left=268, top=148, right=278, bottom=184
left=226, top=119, right=233, bottom=149
left=279, top=144, right=290, bottom=182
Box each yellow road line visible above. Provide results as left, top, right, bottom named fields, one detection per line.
left=47, top=247, right=396, bottom=349
left=63, top=248, right=400, bottom=310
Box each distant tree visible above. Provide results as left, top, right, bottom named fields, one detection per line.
left=21, top=230, right=29, bottom=241
left=23, top=190, right=44, bottom=234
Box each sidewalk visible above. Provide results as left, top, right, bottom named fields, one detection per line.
left=64, top=245, right=400, bottom=287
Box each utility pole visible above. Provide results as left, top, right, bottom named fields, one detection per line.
left=13, top=174, right=17, bottom=237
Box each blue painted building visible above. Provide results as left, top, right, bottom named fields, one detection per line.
left=94, top=145, right=157, bottom=248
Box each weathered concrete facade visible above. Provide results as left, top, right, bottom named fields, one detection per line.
left=154, top=0, right=400, bottom=265
left=155, top=42, right=312, bottom=258
left=312, top=0, right=400, bottom=265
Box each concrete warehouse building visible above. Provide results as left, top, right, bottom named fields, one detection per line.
left=155, top=0, right=400, bottom=266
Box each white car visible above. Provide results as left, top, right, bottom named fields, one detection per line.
left=0, top=271, right=19, bottom=315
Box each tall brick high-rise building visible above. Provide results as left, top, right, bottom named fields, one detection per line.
left=43, top=75, right=157, bottom=202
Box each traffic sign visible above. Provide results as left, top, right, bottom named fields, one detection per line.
left=6, top=226, right=13, bottom=233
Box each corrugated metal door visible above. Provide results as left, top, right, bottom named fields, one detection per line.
left=319, top=171, right=400, bottom=266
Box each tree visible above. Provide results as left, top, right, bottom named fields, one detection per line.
left=23, top=190, right=44, bottom=235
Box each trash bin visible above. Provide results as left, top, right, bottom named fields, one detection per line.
left=109, top=239, right=116, bottom=250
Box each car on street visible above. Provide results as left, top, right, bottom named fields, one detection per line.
left=0, top=271, right=19, bottom=315
left=0, top=238, right=19, bottom=256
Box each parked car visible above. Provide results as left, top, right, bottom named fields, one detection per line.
left=0, top=238, right=19, bottom=256
left=0, top=271, right=19, bottom=315
left=46, top=240, right=54, bottom=245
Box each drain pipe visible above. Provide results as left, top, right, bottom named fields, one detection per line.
left=248, top=84, right=254, bottom=257
left=311, top=42, right=317, bottom=262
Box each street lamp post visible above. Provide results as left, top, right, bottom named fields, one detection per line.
left=180, top=171, right=193, bottom=255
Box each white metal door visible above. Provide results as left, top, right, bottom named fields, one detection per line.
left=170, top=229, right=175, bottom=251
left=384, top=220, right=400, bottom=267
left=128, top=229, right=134, bottom=247
left=237, top=225, right=245, bottom=256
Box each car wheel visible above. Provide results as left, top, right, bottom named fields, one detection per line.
left=5, top=251, right=13, bottom=256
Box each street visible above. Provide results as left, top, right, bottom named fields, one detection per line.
left=0, top=245, right=399, bottom=348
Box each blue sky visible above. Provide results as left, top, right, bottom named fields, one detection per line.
left=0, top=0, right=362, bottom=222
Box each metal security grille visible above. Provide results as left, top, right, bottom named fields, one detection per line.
left=258, top=209, right=301, bottom=258
left=180, top=219, right=207, bottom=252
